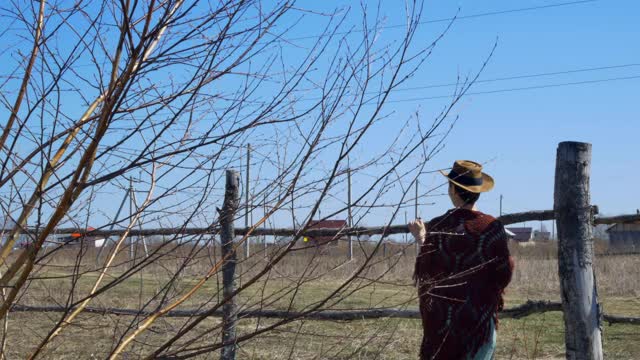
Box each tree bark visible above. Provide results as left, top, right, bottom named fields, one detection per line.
left=554, top=141, right=603, bottom=360
left=219, top=170, right=240, bottom=360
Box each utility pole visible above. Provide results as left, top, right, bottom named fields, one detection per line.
left=347, top=166, right=353, bottom=261
left=414, top=180, right=418, bottom=219
left=290, top=190, right=295, bottom=232
left=414, top=180, right=419, bottom=254
left=96, top=185, right=129, bottom=264
left=404, top=211, right=408, bottom=243
left=130, top=182, right=149, bottom=258
left=500, top=194, right=503, bottom=216
left=263, top=193, right=267, bottom=257
left=129, top=177, right=134, bottom=262
left=244, top=143, right=250, bottom=259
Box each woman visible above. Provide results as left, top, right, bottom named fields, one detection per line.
left=409, top=160, right=513, bottom=360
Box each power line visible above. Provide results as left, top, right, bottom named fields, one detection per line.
left=387, top=74, right=640, bottom=103
left=286, top=0, right=599, bottom=41
left=209, top=73, right=640, bottom=111
left=391, top=63, right=640, bottom=92
left=31, top=1, right=601, bottom=71
left=303, top=62, right=640, bottom=100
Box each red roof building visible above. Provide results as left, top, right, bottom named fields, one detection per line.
left=304, top=219, right=348, bottom=245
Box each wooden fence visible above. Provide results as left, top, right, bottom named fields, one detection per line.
left=48, top=209, right=637, bottom=237
left=13, top=141, right=640, bottom=359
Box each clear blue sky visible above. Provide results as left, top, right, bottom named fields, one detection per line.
left=3, top=0, right=637, bottom=233
left=291, top=0, right=639, bottom=225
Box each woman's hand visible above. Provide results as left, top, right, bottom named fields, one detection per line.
left=408, top=218, right=427, bottom=244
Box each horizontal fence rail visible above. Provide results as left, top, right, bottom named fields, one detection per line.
left=21, top=209, right=640, bottom=238
left=592, top=213, right=640, bottom=225
left=10, top=300, right=639, bottom=325
left=498, top=210, right=555, bottom=225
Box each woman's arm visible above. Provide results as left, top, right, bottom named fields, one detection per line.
left=488, top=222, right=514, bottom=291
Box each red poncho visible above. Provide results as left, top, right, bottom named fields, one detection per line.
left=414, top=208, right=514, bottom=360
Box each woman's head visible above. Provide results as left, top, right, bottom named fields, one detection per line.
left=448, top=182, right=480, bottom=207
left=441, top=160, right=493, bottom=208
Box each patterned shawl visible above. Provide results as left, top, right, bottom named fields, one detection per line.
left=414, top=208, right=514, bottom=360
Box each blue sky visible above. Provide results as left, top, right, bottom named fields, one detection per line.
left=2, top=0, right=637, bottom=234
left=289, top=0, right=639, bottom=225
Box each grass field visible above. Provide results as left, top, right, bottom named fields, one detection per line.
left=3, top=242, right=639, bottom=359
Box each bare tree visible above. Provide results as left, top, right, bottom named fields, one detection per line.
left=0, top=0, right=488, bottom=358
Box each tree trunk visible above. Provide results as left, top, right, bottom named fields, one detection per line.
left=554, top=141, right=603, bottom=360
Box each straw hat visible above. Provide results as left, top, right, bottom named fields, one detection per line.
left=439, top=160, right=494, bottom=193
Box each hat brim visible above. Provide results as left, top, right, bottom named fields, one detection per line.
left=439, top=170, right=494, bottom=193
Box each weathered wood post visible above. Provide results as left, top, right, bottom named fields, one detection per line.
left=554, top=141, right=603, bottom=359
left=220, top=170, right=240, bottom=360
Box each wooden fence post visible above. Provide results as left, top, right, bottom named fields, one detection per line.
left=554, top=141, right=603, bottom=360
left=220, top=170, right=240, bottom=360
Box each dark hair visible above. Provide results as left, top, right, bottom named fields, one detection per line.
left=452, top=183, right=480, bottom=205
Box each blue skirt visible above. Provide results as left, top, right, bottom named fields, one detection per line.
left=467, top=319, right=496, bottom=360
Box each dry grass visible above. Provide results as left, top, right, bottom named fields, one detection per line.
left=3, top=240, right=639, bottom=359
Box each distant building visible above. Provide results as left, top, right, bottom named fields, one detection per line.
left=1, top=217, right=33, bottom=248
left=303, top=219, right=347, bottom=246
left=1, top=217, right=103, bottom=248
left=533, top=230, right=551, bottom=242
left=506, top=227, right=533, bottom=242
left=606, top=223, right=640, bottom=252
